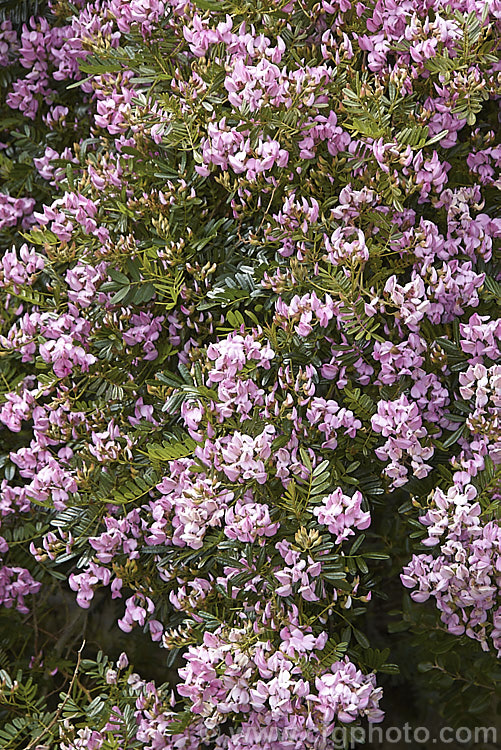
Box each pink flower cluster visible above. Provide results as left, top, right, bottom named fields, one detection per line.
left=155, top=467, right=232, bottom=550
left=177, top=624, right=383, bottom=732
left=307, top=398, right=362, bottom=450
left=274, top=540, right=323, bottom=602
left=224, top=498, right=279, bottom=544
left=275, top=292, right=340, bottom=337
left=214, top=426, right=276, bottom=485
left=313, top=489, right=371, bottom=544
left=325, top=226, right=369, bottom=267
left=0, top=565, right=41, bottom=614
left=402, top=484, right=501, bottom=654
left=199, top=117, right=289, bottom=181
left=267, top=191, right=320, bottom=259
left=0, top=243, right=44, bottom=291
left=0, top=195, right=35, bottom=231
left=371, top=394, right=434, bottom=487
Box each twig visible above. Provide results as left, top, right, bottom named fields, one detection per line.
left=25, top=641, right=85, bottom=750
left=59, top=672, right=93, bottom=702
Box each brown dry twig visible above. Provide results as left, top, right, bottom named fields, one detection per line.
left=25, top=640, right=85, bottom=750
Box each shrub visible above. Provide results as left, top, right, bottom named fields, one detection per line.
left=0, top=0, right=500, bottom=748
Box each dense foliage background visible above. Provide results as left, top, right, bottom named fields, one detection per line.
left=0, top=0, right=500, bottom=748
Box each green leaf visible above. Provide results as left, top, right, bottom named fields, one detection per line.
left=110, top=286, right=131, bottom=305
left=146, top=436, right=197, bottom=463
left=353, top=628, right=370, bottom=649
left=442, top=422, right=467, bottom=449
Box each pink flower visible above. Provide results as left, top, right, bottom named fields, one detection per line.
left=225, top=499, right=279, bottom=543
left=313, top=489, right=371, bottom=543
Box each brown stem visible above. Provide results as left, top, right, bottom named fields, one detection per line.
left=25, top=641, right=85, bottom=750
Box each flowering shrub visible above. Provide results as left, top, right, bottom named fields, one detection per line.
left=0, top=0, right=500, bottom=747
